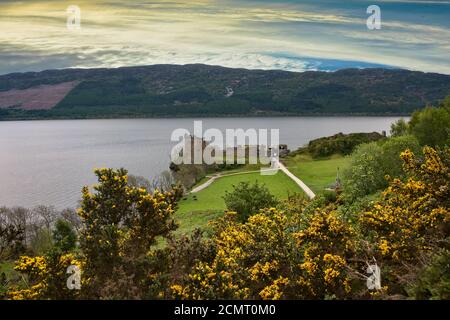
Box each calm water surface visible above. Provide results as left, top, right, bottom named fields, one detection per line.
left=0, top=117, right=407, bottom=209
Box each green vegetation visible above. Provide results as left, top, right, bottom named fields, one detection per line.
left=391, top=96, right=450, bottom=147
left=224, top=181, right=279, bottom=221
left=284, top=154, right=351, bottom=193
left=342, top=135, right=421, bottom=201
left=2, top=65, right=450, bottom=120
left=303, top=132, right=385, bottom=158
left=178, top=171, right=301, bottom=213
left=1, top=96, right=449, bottom=300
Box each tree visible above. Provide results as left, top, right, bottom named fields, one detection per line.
left=343, top=142, right=385, bottom=201
left=60, top=208, right=82, bottom=233
left=223, top=181, right=278, bottom=221
left=32, top=205, right=57, bottom=230
left=409, top=106, right=450, bottom=147
left=0, top=224, right=24, bottom=260
left=52, top=219, right=77, bottom=253
left=379, top=135, right=421, bottom=179
left=78, top=168, right=182, bottom=298
left=390, top=118, right=409, bottom=137
left=343, top=136, right=421, bottom=201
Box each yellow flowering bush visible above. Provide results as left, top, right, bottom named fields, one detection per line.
left=9, top=254, right=82, bottom=300
left=78, top=168, right=182, bottom=299
left=295, top=207, right=355, bottom=298
left=361, top=147, right=449, bottom=262
left=361, top=147, right=450, bottom=295
left=174, top=209, right=298, bottom=300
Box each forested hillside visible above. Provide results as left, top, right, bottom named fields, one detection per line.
left=1, top=64, right=450, bottom=119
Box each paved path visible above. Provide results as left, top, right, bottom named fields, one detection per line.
left=190, top=163, right=316, bottom=200
left=277, top=161, right=316, bottom=199
left=189, top=170, right=261, bottom=193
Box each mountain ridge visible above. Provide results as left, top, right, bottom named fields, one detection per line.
left=1, top=64, right=449, bottom=120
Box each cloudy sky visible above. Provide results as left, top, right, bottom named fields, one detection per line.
left=0, top=0, right=449, bottom=75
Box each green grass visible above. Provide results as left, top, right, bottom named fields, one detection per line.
left=172, top=154, right=351, bottom=236
left=0, top=261, right=16, bottom=281
left=174, top=171, right=303, bottom=235
left=284, top=154, right=351, bottom=194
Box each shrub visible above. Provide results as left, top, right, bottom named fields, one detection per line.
left=223, top=181, right=278, bottom=221
left=78, top=168, right=183, bottom=299
left=390, top=119, right=409, bottom=137
left=343, top=135, right=421, bottom=201
left=360, top=147, right=450, bottom=296
left=409, top=105, right=450, bottom=147
left=52, top=219, right=77, bottom=253
left=307, top=132, right=385, bottom=158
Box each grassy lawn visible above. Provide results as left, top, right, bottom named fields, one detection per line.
left=174, top=171, right=303, bottom=235
left=172, top=154, right=351, bottom=236
left=284, top=154, right=351, bottom=194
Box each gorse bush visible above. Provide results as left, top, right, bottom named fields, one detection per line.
left=3, top=146, right=449, bottom=300
left=78, top=168, right=183, bottom=299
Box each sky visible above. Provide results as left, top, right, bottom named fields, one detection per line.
left=0, top=0, right=449, bottom=75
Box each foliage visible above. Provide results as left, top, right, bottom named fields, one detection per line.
left=171, top=201, right=358, bottom=300
left=8, top=254, right=82, bottom=300
left=343, top=135, right=421, bottom=201
left=409, top=105, right=450, bottom=147
left=306, top=132, right=385, bottom=158
left=2, top=145, right=449, bottom=300
left=0, top=224, right=24, bottom=261
left=171, top=209, right=298, bottom=299
left=406, top=249, right=450, bottom=300
left=294, top=206, right=356, bottom=299
left=390, top=118, right=409, bottom=137
left=52, top=219, right=77, bottom=253
left=128, top=171, right=176, bottom=193
left=2, top=66, right=450, bottom=120
left=29, top=229, right=53, bottom=256
left=360, top=147, right=450, bottom=295
left=343, top=142, right=385, bottom=200
left=223, top=181, right=278, bottom=221
left=146, top=229, right=216, bottom=299
left=77, top=168, right=183, bottom=298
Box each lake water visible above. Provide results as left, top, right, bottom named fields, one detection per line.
left=0, top=117, right=407, bottom=209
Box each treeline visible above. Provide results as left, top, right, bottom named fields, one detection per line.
left=2, top=65, right=450, bottom=120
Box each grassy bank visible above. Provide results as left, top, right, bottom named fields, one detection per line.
left=283, top=154, right=351, bottom=194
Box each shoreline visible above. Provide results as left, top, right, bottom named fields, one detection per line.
left=0, top=113, right=412, bottom=122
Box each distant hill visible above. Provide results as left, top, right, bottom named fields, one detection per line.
left=1, top=64, right=449, bottom=120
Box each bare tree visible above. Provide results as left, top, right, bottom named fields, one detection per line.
left=32, top=205, right=58, bottom=230
left=60, top=208, right=82, bottom=233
